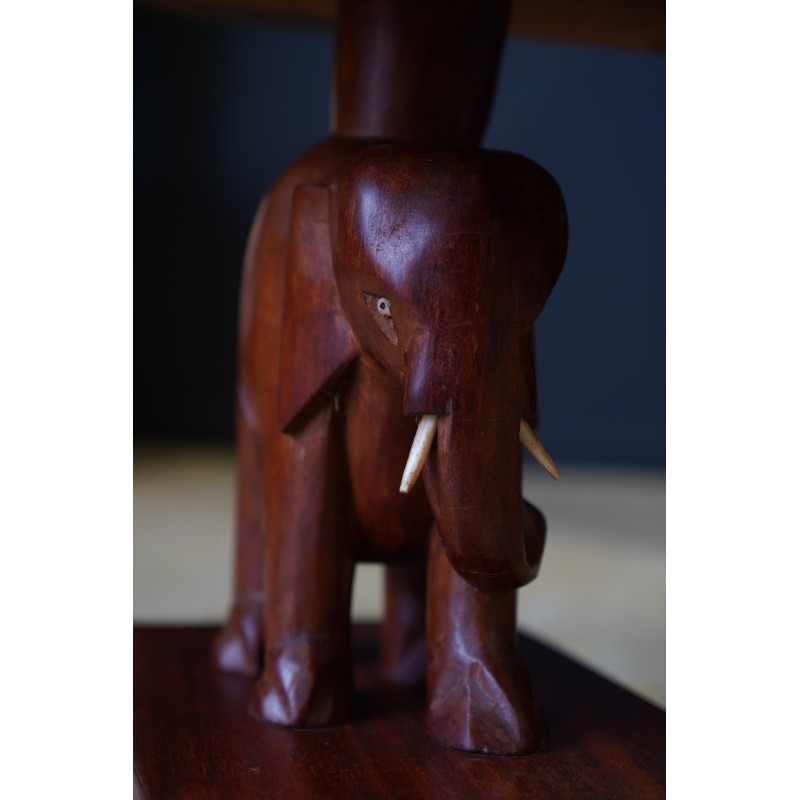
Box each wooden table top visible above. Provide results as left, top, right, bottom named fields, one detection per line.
left=135, top=0, right=665, bottom=49
left=134, top=624, right=665, bottom=798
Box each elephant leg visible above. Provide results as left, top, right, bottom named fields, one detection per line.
left=381, top=560, right=426, bottom=686
left=213, top=390, right=264, bottom=676
left=425, top=527, right=547, bottom=755
left=250, top=404, right=355, bottom=728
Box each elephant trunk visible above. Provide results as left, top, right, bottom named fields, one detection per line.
left=403, top=329, right=546, bottom=593
left=422, top=414, right=544, bottom=593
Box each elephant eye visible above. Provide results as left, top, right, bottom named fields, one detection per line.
left=362, top=291, right=398, bottom=345
left=377, top=298, right=392, bottom=317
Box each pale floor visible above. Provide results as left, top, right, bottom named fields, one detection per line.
left=133, top=444, right=665, bottom=707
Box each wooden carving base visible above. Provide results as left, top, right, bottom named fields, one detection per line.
left=134, top=625, right=665, bottom=798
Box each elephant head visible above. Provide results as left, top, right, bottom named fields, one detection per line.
left=277, top=144, right=567, bottom=592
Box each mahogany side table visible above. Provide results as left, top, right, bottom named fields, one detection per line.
left=134, top=625, right=665, bottom=798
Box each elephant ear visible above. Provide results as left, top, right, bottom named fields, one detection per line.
left=277, top=184, right=358, bottom=435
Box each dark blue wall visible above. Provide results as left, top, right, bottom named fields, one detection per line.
left=485, top=39, right=665, bottom=465
left=135, top=12, right=664, bottom=465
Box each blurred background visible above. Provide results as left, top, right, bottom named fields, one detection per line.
left=134, top=6, right=665, bottom=705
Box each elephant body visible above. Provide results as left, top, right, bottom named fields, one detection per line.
left=214, top=136, right=567, bottom=755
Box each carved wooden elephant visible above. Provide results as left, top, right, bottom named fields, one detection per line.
left=214, top=140, right=567, bottom=755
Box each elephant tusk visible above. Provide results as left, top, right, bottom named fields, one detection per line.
left=520, top=420, right=561, bottom=480
left=399, top=414, right=438, bottom=494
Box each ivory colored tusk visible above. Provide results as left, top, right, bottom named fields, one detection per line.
left=399, top=415, right=438, bottom=494
left=520, top=420, right=561, bottom=480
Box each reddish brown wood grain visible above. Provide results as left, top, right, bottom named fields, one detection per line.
left=217, top=139, right=568, bottom=754
left=135, top=0, right=666, bottom=50
left=333, top=0, right=510, bottom=144
left=211, top=0, right=573, bottom=756
left=135, top=626, right=666, bottom=799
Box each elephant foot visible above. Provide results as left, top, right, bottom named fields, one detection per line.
left=249, top=635, right=352, bottom=728
left=426, top=648, right=547, bottom=756
left=213, top=599, right=262, bottom=677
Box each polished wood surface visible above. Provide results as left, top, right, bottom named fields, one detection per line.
left=333, top=0, right=509, bottom=144
left=135, top=625, right=666, bottom=799
left=135, top=0, right=666, bottom=49
left=210, top=0, right=570, bottom=755
left=217, top=142, right=567, bottom=753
